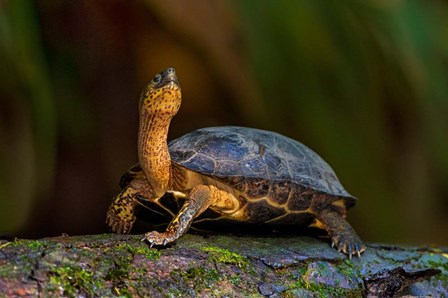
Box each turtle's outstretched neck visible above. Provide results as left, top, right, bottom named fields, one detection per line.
left=137, top=68, right=181, bottom=198
left=138, top=112, right=172, bottom=198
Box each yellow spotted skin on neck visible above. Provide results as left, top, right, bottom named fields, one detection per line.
left=138, top=68, right=182, bottom=198
left=140, top=87, right=181, bottom=115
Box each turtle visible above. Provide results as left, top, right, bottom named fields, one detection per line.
left=106, top=67, right=366, bottom=258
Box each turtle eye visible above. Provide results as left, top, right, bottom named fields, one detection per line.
left=152, top=74, right=162, bottom=85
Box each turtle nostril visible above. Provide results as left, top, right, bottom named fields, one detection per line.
left=167, top=67, right=175, bottom=74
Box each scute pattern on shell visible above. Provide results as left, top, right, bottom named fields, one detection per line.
left=169, top=126, right=352, bottom=198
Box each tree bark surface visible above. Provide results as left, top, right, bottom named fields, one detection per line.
left=0, top=233, right=446, bottom=297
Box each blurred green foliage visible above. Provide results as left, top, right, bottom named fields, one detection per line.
left=0, top=0, right=447, bottom=245
left=1, top=0, right=56, bottom=233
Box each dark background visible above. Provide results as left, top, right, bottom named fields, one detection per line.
left=1, top=0, right=447, bottom=246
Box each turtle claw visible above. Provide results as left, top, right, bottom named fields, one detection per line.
left=331, top=235, right=366, bottom=258
left=143, top=231, right=175, bottom=247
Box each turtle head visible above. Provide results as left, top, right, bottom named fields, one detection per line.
left=139, top=67, right=182, bottom=116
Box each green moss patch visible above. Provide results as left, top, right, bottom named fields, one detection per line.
left=201, top=246, right=248, bottom=268
left=336, top=259, right=361, bottom=279
left=287, top=278, right=361, bottom=298
left=171, top=266, right=220, bottom=292
left=48, top=266, right=101, bottom=297
left=8, top=239, right=46, bottom=250
left=114, top=242, right=161, bottom=260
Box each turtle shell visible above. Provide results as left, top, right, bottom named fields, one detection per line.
left=169, top=126, right=353, bottom=198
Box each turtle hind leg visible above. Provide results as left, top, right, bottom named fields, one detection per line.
left=316, top=207, right=366, bottom=258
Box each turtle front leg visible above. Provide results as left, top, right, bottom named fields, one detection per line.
left=144, top=185, right=234, bottom=246
left=316, top=207, right=366, bottom=258
left=106, top=187, right=140, bottom=234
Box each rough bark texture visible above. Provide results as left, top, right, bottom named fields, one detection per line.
left=0, top=233, right=446, bottom=297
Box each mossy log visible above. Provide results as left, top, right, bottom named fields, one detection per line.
left=0, top=233, right=447, bottom=297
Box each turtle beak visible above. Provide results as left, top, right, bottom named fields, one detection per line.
left=161, top=67, right=179, bottom=87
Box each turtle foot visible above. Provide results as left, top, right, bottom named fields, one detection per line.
left=331, top=235, right=366, bottom=258
left=143, top=231, right=176, bottom=247
left=317, top=208, right=366, bottom=258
